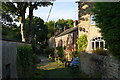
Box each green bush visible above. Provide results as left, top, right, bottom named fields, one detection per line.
left=43, top=47, right=54, bottom=56
left=56, top=47, right=66, bottom=62
left=76, top=34, right=88, bottom=52
left=17, top=45, right=38, bottom=78
left=56, top=47, right=64, bottom=58
left=92, top=48, right=108, bottom=56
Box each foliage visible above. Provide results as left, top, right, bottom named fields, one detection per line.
left=56, top=47, right=64, bottom=58
left=2, top=2, right=52, bottom=42
left=25, top=16, right=48, bottom=54
left=31, top=16, right=48, bottom=43
left=26, top=2, right=52, bottom=42
left=43, top=47, right=54, bottom=56
left=56, top=46, right=66, bottom=62
left=2, top=25, right=21, bottom=41
left=45, top=19, right=74, bottom=39
left=92, top=48, right=108, bottom=56
left=2, top=2, right=19, bottom=26
left=92, top=2, right=120, bottom=59
left=56, top=19, right=74, bottom=31
left=34, top=69, right=47, bottom=79
left=17, top=45, right=38, bottom=78
left=45, top=21, right=55, bottom=38
left=76, top=34, right=88, bottom=52
left=72, top=51, right=78, bottom=59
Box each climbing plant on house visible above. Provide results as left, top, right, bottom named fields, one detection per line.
left=76, top=34, right=88, bottom=52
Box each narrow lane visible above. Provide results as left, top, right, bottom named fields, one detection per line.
left=36, top=56, right=83, bottom=80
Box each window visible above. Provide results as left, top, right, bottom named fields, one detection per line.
left=91, top=37, right=106, bottom=50
left=90, top=14, right=96, bottom=25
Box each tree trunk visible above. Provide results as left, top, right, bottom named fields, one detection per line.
left=28, top=2, right=34, bottom=43
left=19, top=14, right=26, bottom=42
left=19, top=3, right=27, bottom=42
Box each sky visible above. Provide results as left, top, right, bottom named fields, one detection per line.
left=26, top=0, right=78, bottom=22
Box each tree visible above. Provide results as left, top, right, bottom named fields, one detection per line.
left=92, top=2, right=120, bottom=59
left=56, top=19, right=74, bottom=31
left=25, top=16, right=48, bottom=43
left=27, top=2, right=52, bottom=43
left=2, top=2, right=52, bottom=42
left=25, top=16, right=48, bottom=54
left=2, top=2, right=28, bottom=42
left=66, top=19, right=74, bottom=27
left=2, top=25, right=21, bottom=41
left=45, top=21, right=55, bottom=38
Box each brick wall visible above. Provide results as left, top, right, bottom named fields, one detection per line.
left=80, top=52, right=120, bottom=80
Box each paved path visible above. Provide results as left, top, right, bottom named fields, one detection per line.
left=37, top=56, right=52, bottom=67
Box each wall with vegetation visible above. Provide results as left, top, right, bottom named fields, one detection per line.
left=2, top=40, right=18, bottom=79
left=1, top=40, right=31, bottom=79
left=80, top=52, right=120, bottom=79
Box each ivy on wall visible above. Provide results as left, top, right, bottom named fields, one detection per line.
left=76, top=34, right=88, bottom=52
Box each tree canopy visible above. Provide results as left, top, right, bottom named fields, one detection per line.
left=45, top=21, right=55, bottom=39
left=2, top=2, right=52, bottom=42
left=45, top=19, right=74, bottom=38
left=92, top=2, right=120, bottom=59
left=25, top=16, right=48, bottom=43
left=56, top=19, right=74, bottom=31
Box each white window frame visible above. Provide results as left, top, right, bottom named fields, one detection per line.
left=91, top=37, right=107, bottom=50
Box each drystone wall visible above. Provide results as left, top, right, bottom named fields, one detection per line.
left=80, top=52, right=120, bottom=80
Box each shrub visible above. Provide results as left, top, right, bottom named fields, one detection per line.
left=56, top=47, right=66, bottom=62
left=92, top=48, right=108, bottom=56
left=17, top=45, right=38, bottom=78
left=43, top=47, right=54, bottom=56
left=76, top=34, right=88, bottom=52
left=56, top=47, right=64, bottom=58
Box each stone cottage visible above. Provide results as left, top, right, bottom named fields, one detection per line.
left=49, top=24, right=78, bottom=61
left=76, top=2, right=107, bottom=53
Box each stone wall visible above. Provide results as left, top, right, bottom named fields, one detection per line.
left=80, top=52, right=120, bottom=80
left=1, top=40, right=31, bottom=79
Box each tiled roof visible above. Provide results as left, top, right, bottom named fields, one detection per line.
left=56, top=27, right=78, bottom=37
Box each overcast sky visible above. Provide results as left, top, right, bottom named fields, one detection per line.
left=26, top=0, right=78, bottom=22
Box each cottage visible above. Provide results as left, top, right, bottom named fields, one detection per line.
left=49, top=24, right=78, bottom=61
left=76, top=2, right=107, bottom=53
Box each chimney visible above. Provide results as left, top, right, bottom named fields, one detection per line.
left=64, top=26, right=69, bottom=31
left=74, top=20, right=78, bottom=27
